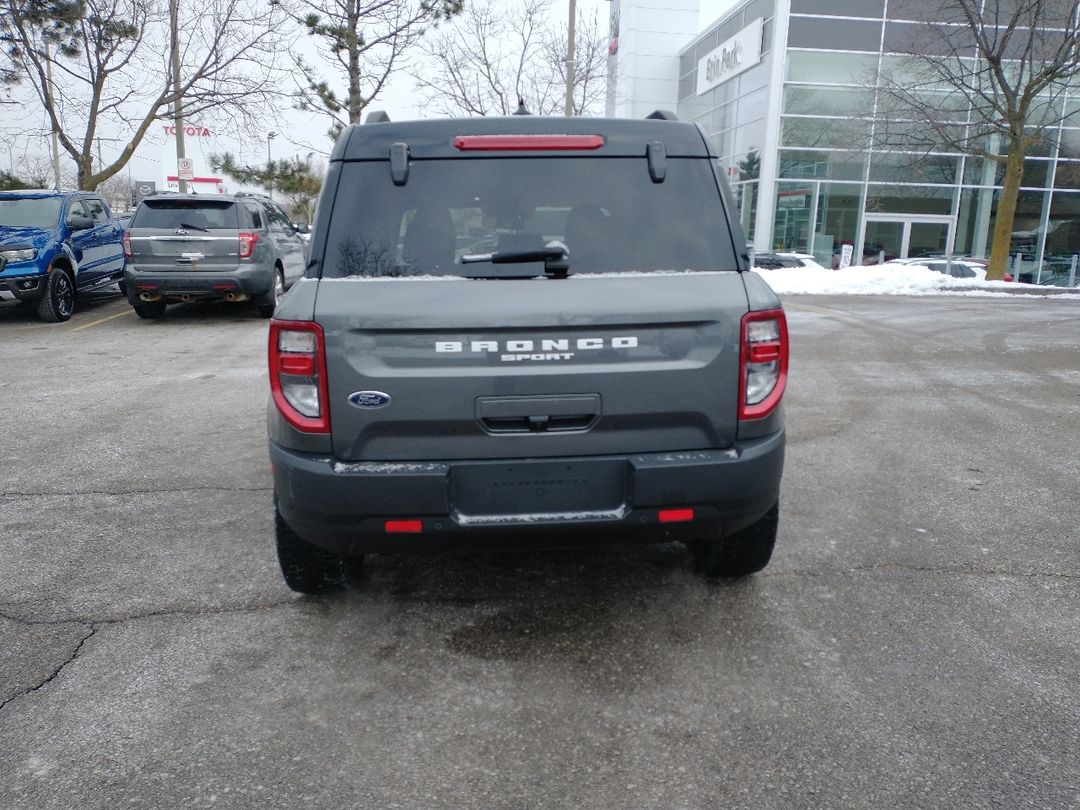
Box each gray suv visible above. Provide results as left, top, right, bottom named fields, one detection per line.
left=268, top=112, right=788, bottom=593
left=123, top=192, right=308, bottom=318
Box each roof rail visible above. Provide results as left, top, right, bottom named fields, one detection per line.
left=365, top=110, right=391, bottom=124
left=646, top=110, right=679, bottom=121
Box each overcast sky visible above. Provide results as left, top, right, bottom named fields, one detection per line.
left=2, top=0, right=735, bottom=189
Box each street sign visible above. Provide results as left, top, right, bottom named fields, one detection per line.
left=178, top=158, right=194, bottom=181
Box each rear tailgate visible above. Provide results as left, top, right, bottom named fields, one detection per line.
left=317, top=273, right=748, bottom=461
left=128, top=199, right=241, bottom=272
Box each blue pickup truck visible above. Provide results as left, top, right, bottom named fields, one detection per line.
left=0, top=189, right=126, bottom=322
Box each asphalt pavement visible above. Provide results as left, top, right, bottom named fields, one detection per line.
left=1, top=291, right=1078, bottom=809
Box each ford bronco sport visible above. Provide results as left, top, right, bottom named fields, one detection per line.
left=268, top=111, right=788, bottom=593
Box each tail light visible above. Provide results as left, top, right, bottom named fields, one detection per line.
left=122, top=232, right=132, bottom=257
left=239, top=231, right=259, bottom=259
left=1004, top=273, right=1014, bottom=282
left=269, top=320, right=330, bottom=433
left=739, top=309, right=788, bottom=421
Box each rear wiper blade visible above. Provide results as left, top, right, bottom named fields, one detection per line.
left=461, top=240, right=570, bottom=277
left=178, top=222, right=209, bottom=232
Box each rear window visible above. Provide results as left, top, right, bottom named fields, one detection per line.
left=132, top=199, right=239, bottom=230
left=321, top=158, right=737, bottom=277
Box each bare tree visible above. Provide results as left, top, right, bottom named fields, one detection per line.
left=1, top=0, right=286, bottom=191
left=282, top=0, right=462, bottom=139
left=874, top=0, right=1080, bottom=279
left=413, top=0, right=607, bottom=117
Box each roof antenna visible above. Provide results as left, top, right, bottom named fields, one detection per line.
left=513, top=97, right=531, bottom=115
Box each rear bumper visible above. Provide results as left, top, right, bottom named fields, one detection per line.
left=124, top=264, right=272, bottom=300
left=271, top=431, right=785, bottom=555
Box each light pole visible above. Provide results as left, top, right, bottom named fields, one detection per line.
left=564, top=0, right=577, bottom=116
left=267, top=131, right=276, bottom=199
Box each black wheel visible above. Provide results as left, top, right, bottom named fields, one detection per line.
left=257, top=268, right=284, bottom=318
left=36, top=268, right=75, bottom=323
left=132, top=300, right=166, bottom=319
left=274, top=501, right=362, bottom=594
left=691, top=501, right=779, bottom=578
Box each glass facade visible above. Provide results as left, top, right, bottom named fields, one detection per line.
left=676, top=0, right=1080, bottom=282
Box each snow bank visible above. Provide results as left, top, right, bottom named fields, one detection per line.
left=754, top=265, right=1080, bottom=298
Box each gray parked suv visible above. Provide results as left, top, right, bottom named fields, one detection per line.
left=123, top=192, right=308, bottom=318
left=268, top=111, right=788, bottom=593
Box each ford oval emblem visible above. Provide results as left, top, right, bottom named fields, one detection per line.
left=348, top=390, right=392, bottom=409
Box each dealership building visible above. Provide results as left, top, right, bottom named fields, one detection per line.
left=606, top=0, right=1080, bottom=277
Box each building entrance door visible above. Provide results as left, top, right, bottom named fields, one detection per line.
left=861, top=215, right=953, bottom=264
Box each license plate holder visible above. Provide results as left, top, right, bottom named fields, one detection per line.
left=450, top=459, right=628, bottom=521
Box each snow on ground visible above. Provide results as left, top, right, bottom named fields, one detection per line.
left=754, top=263, right=1080, bottom=298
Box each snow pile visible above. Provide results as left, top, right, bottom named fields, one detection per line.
left=754, top=264, right=1080, bottom=298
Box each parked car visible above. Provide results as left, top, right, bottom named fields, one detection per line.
left=0, top=189, right=126, bottom=322
left=267, top=111, right=789, bottom=593
left=883, top=257, right=989, bottom=280
left=754, top=252, right=827, bottom=270
left=123, top=192, right=308, bottom=319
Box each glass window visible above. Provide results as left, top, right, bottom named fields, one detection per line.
left=710, top=101, right=736, bottom=135
left=788, top=18, right=883, bottom=51
left=865, top=184, right=954, bottom=214
left=1053, top=160, right=1080, bottom=192
left=783, top=84, right=874, bottom=117
left=790, top=0, right=884, bottom=15
left=323, top=159, right=739, bottom=277
left=131, top=199, right=239, bottom=230
left=0, top=196, right=62, bottom=228
left=868, top=153, right=959, bottom=185
left=785, top=50, right=880, bottom=85
left=1042, top=192, right=1080, bottom=285
left=773, top=181, right=815, bottom=253
left=815, top=182, right=863, bottom=267
left=962, top=154, right=1053, bottom=188
left=732, top=180, right=759, bottom=244
left=883, top=22, right=978, bottom=55
left=780, top=149, right=867, bottom=181
left=85, top=198, right=110, bottom=223
left=781, top=115, right=870, bottom=149
left=1056, top=127, right=1080, bottom=160
left=734, top=121, right=766, bottom=156
left=887, top=0, right=968, bottom=24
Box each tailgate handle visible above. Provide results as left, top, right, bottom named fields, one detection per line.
left=477, top=394, right=600, bottom=434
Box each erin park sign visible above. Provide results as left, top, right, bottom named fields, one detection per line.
left=696, top=17, right=763, bottom=96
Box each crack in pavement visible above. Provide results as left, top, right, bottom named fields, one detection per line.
left=0, top=624, right=96, bottom=714
left=0, top=485, right=272, bottom=498
left=0, top=598, right=298, bottom=715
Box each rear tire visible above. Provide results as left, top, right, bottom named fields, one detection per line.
left=36, top=268, right=75, bottom=323
left=132, top=300, right=166, bottom=319
left=274, top=501, right=362, bottom=594
left=257, top=268, right=285, bottom=318
left=691, top=501, right=779, bottom=578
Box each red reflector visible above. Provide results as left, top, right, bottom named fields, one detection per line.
left=213, top=283, right=238, bottom=290
left=279, top=354, right=316, bottom=375
left=748, top=342, right=782, bottom=363
left=385, top=520, right=423, bottom=534
left=658, top=508, right=695, bottom=524
left=453, top=134, right=605, bottom=151
left=135, top=283, right=158, bottom=290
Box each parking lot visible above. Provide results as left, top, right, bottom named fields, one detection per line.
left=1, top=291, right=1078, bottom=809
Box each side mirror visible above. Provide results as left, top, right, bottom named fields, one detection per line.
left=67, top=214, right=95, bottom=231
left=294, top=222, right=310, bottom=234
